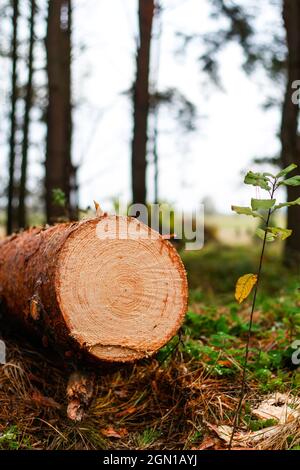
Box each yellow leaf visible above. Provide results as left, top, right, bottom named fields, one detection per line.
left=235, top=273, right=258, bottom=304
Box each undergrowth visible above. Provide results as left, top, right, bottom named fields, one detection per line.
left=0, top=244, right=299, bottom=450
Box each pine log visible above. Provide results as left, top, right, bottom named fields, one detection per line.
left=0, top=216, right=188, bottom=362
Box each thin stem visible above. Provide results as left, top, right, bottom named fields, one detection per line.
left=228, top=182, right=276, bottom=449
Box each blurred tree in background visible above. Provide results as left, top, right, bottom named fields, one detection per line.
left=0, top=0, right=300, bottom=264
left=131, top=0, right=154, bottom=206
left=281, top=0, right=300, bottom=262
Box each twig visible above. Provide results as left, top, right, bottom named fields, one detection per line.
left=228, top=181, right=276, bottom=449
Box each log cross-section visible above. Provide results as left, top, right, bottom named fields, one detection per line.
left=0, top=216, right=188, bottom=362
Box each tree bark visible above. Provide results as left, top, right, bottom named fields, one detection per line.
left=131, top=0, right=155, bottom=205
left=18, top=0, right=36, bottom=229
left=0, top=216, right=187, bottom=363
left=6, top=0, right=19, bottom=235
left=45, top=0, right=76, bottom=224
left=281, top=0, right=300, bottom=263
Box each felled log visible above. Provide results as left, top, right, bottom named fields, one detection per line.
left=0, top=216, right=188, bottom=363
left=66, top=371, right=95, bottom=421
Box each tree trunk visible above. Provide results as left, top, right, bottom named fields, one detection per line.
left=6, top=0, right=19, bottom=235
left=45, top=0, right=76, bottom=224
left=281, top=0, right=300, bottom=263
left=131, top=0, right=154, bottom=206
left=18, top=0, right=36, bottom=229
left=0, top=216, right=187, bottom=363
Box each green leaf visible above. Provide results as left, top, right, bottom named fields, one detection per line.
left=276, top=163, right=297, bottom=178
left=244, top=171, right=271, bottom=191
left=279, top=176, right=300, bottom=187
left=274, top=197, right=300, bottom=210
left=251, top=199, right=276, bottom=211
left=255, top=228, right=276, bottom=242
left=231, top=206, right=264, bottom=219
left=268, top=227, right=293, bottom=240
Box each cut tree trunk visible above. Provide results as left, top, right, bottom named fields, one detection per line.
left=0, top=216, right=187, bottom=363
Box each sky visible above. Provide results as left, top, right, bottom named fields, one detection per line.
left=0, top=0, right=286, bottom=214
left=72, top=0, right=284, bottom=213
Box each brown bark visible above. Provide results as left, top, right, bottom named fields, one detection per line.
left=281, top=0, right=300, bottom=262
left=131, top=0, right=155, bottom=205
left=6, top=0, right=19, bottom=235
left=18, top=0, right=36, bottom=229
left=45, top=0, right=76, bottom=224
left=0, top=216, right=187, bottom=363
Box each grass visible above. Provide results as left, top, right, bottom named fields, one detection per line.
left=0, top=241, right=300, bottom=450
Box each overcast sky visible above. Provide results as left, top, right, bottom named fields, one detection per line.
left=0, top=0, right=286, bottom=214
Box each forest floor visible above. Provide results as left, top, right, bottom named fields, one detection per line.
left=0, top=243, right=300, bottom=450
